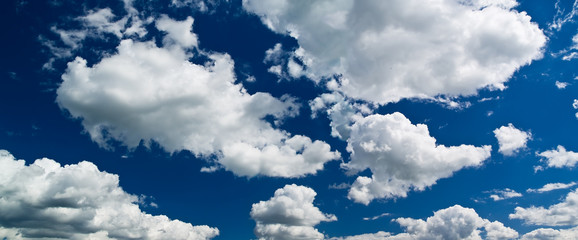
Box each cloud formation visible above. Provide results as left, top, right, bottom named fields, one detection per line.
left=332, top=205, right=518, bottom=240
left=343, top=112, right=491, bottom=204
left=494, top=123, right=531, bottom=156
left=527, top=182, right=577, bottom=193
left=536, top=145, right=578, bottom=169
left=56, top=16, right=339, bottom=178
left=0, top=150, right=218, bottom=239
left=250, top=184, right=336, bottom=240
left=244, top=0, right=546, bottom=104
left=520, top=226, right=578, bottom=240
left=488, top=188, right=523, bottom=201
left=510, top=188, right=578, bottom=226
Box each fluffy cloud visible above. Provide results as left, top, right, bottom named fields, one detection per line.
left=555, top=81, right=569, bottom=89
left=488, top=188, right=523, bottom=201
left=244, top=0, right=546, bottom=104
left=536, top=145, right=578, bottom=169
left=510, top=188, right=578, bottom=226
left=332, top=205, right=518, bottom=240
left=56, top=17, right=339, bottom=178
left=250, top=184, right=336, bottom=240
left=309, top=93, right=369, bottom=140
left=155, top=15, right=198, bottom=48
left=527, top=182, right=577, bottom=193
left=520, top=226, right=578, bottom=240
left=343, top=112, right=491, bottom=204
left=0, top=150, right=218, bottom=239
left=493, top=123, right=531, bottom=156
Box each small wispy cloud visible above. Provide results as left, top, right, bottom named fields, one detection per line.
left=363, top=213, right=391, bottom=221
left=487, top=188, right=522, bottom=201
left=527, top=182, right=577, bottom=193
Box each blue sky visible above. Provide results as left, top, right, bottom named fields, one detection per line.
left=1, top=0, right=578, bottom=239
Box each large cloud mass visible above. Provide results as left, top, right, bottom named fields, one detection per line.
left=250, top=184, right=336, bottom=240
left=343, top=112, right=491, bottom=204
left=0, top=150, right=218, bottom=239
left=510, top=188, right=578, bottom=226
left=56, top=17, right=340, bottom=178
left=244, top=0, right=546, bottom=103
left=331, top=205, right=518, bottom=240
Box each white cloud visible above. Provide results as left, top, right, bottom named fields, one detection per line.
left=520, top=226, right=578, bottom=240
left=43, top=2, right=149, bottom=70
left=329, top=231, right=392, bottom=240
left=56, top=17, right=339, bottom=178
left=493, top=123, right=532, bottom=156
left=156, top=15, right=198, bottom=48
left=527, top=182, right=577, bottom=193
left=250, top=184, right=336, bottom=240
left=555, top=81, right=569, bottom=89
left=244, top=0, right=546, bottom=104
left=80, top=8, right=127, bottom=38
left=562, top=52, right=578, bottom=61
left=171, top=0, right=209, bottom=12
left=343, top=112, right=491, bottom=204
left=488, top=188, right=523, bottom=201
left=510, top=188, right=578, bottom=226
left=0, top=150, right=218, bottom=239
left=362, top=213, right=390, bottom=221
left=263, top=43, right=308, bottom=80
left=309, top=92, right=372, bottom=140
left=536, top=145, right=578, bottom=169
left=573, top=99, right=578, bottom=109
left=331, top=205, right=518, bottom=240
left=549, top=0, right=578, bottom=31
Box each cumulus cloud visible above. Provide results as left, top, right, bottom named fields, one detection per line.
left=244, top=0, right=546, bottom=104
left=250, top=184, right=336, bottom=240
left=488, top=188, right=523, bottom=201
left=155, top=15, right=198, bottom=48
left=555, top=81, right=569, bottom=89
left=331, top=205, right=518, bottom=240
left=510, top=188, right=578, bottom=226
left=343, top=112, right=491, bottom=204
left=0, top=150, right=218, bottom=239
left=536, top=145, right=578, bottom=169
left=527, top=182, right=577, bottom=193
left=493, top=123, right=531, bottom=156
left=56, top=17, right=339, bottom=178
left=520, top=226, right=578, bottom=240
left=309, top=92, right=370, bottom=140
